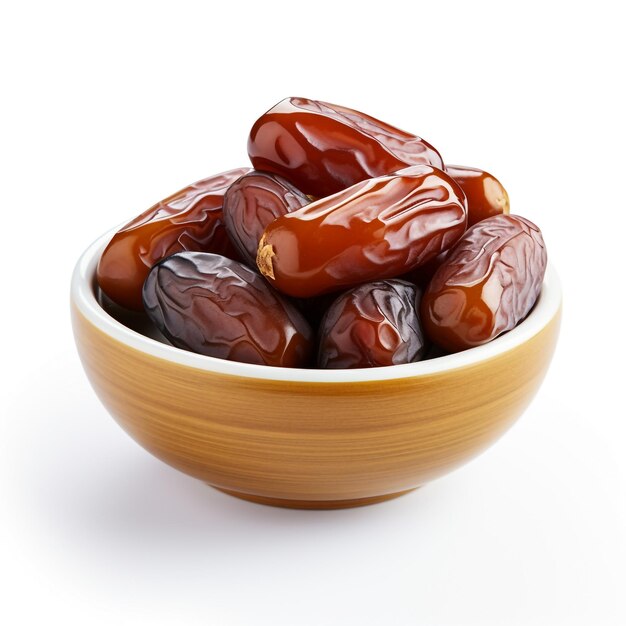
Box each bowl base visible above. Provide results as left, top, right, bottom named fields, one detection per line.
left=211, top=486, right=417, bottom=509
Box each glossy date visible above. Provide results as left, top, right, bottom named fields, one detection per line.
left=248, top=97, right=444, bottom=197
left=421, top=214, right=547, bottom=352
left=142, top=252, right=313, bottom=367
left=97, top=167, right=249, bottom=311
left=256, top=166, right=468, bottom=298
left=445, top=164, right=510, bottom=226
left=223, top=170, right=309, bottom=267
left=318, top=280, right=428, bottom=369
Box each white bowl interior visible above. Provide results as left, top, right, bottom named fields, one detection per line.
left=71, top=231, right=562, bottom=383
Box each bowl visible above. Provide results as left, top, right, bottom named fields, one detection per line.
left=71, top=231, right=562, bottom=509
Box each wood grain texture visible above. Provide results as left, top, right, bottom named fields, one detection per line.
left=72, top=304, right=561, bottom=508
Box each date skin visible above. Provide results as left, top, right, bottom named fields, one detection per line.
left=257, top=166, right=468, bottom=298
left=142, top=252, right=313, bottom=367
left=223, top=170, right=309, bottom=267
left=248, top=97, right=444, bottom=197
left=445, top=164, right=510, bottom=226
left=318, top=280, right=428, bottom=369
left=421, top=214, right=547, bottom=352
left=97, top=167, right=249, bottom=311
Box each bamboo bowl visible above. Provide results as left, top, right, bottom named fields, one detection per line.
left=71, top=232, right=562, bottom=509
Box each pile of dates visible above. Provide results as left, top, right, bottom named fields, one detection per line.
left=97, top=97, right=547, bottom=369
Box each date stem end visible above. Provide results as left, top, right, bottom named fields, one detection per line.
left=257, top=236, right=276, bottom=280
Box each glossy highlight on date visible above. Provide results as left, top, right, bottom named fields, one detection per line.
left=96, top=97, right=545, bottom=369
left=97, top=168, right=249, bottom=311
left=256, top=166, right=468, bottom=298
left=248, top=97, right=443, bottom=197
left=318, top=280, right=428, bottom=369
left=142, top=252, right=314, bottom=367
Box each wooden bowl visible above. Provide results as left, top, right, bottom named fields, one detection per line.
left=71, top=232, right=562, bottom=509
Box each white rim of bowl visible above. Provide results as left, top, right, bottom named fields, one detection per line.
left=71, top=230, right=562, bottom=383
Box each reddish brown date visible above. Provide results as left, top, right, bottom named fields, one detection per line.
left=142, top=252, right=313, bottom=367
left=421, top=214, right=547, bottom=352
left=445, top=164, right=510, bottom=226
left=223, top=170, right=309, bottom=267
left=318, top=280, right=428, bottom=369
left=248, top=97, right=444, bottom=197
left=97, top=168, right=249, bottom=311
left=256, top=166, right=468, bottom=298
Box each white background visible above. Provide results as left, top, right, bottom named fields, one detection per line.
left=1, top=1, right=625, bottom=624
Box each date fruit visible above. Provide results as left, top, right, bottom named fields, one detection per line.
left=248, top=97, right=444, bottom=197
left=97, top=167, right=249, bottom=311
left=223, top=170, right=309, bottom=267
left=318, top=280, right=428, bottom=369
left=421, top=214, right=547, bottom=352
left=445, top=164, right=510, bottom=226
left=142, top=252, right=313, bottom=367
left=257, top=166, right=468, bottom=298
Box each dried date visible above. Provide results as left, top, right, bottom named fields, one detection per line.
left=445, top=164, right=510, bottom=226
left=256, top=166, right=467, bottom=298
left=97, top=167, right=249, bottom=311
left=421, top=214, right=547, bottom=352
left=318, top=280, right=428, bottom=369
left=142, top=252, right=314, bottom=367
left=248, top=97, right=443, bottom=197
left=223, top=171, right=309, bottom=267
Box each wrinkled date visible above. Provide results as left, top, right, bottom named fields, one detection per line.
left=445, top=164, right=510, bottom=226
left=257, top=166, right=467, bottom=298
left=142, top=252, right=313, bottom=367
left=421, top=214, right=547, bottom=352
left=248, top=97, right=444, bottom=197
left=318, top=280, right=428, bottom=369
left=223, top=170, right=309, bottom=267
left=97, top=168, right=249, bottom=310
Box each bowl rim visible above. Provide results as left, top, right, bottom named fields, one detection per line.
left=71, top=229, right=562, bottom=383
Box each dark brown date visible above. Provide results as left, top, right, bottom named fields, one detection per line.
left=421, top=214, right=547, bottom=352
left=318, top=280, right=427, bottom=369
left=223, top=170, right=309, bottom=267
left=248, top=97, right=443, bottom=197
left=257, top=166, right=467, bottom=298
left=142, top=252, right=313, bottom=367
left=445, top=164, right=510, bottom=226
left=97, top=168, right=249, bottom=311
